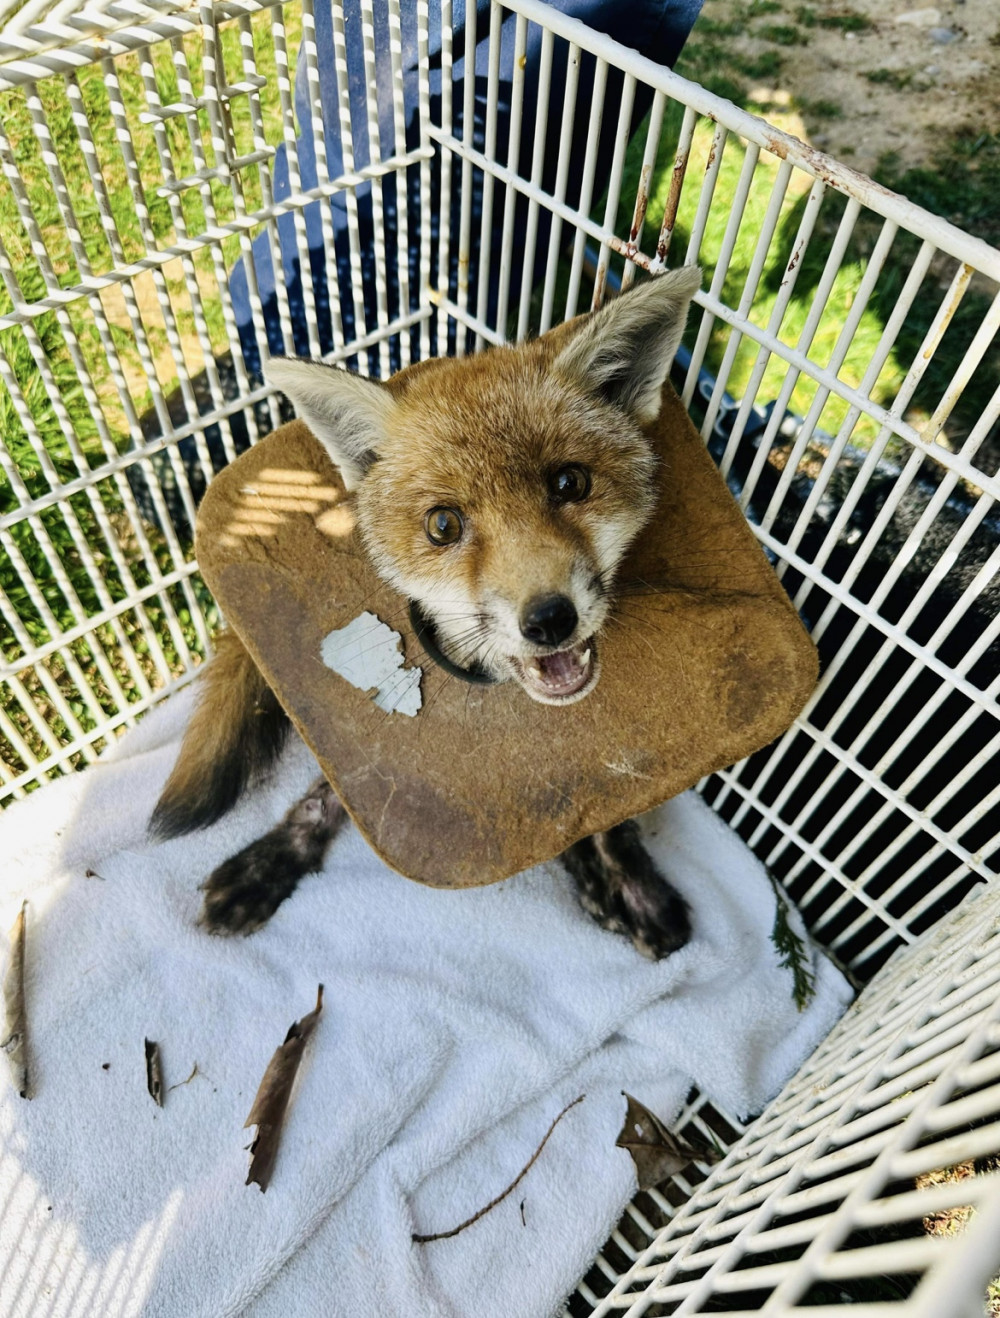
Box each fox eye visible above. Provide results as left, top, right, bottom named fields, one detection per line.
left=425, top=506, right=464, bottom=546
left=549, top=463, right=591, bottom=504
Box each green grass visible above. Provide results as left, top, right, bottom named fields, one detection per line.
left=0, top=5, right=300, bottom=785
left=0, top=5, right=301, bottom=469
left=605, top=14, right=999, bottom=466
left=865, top=68, right=914, bottom=90
left=695, top=15, right=747, bottom=38
left=576, top=12, right=999, bottom=481
left=793, top=96, right=844, bottom=119
left=675, top=36, right=752, bottom=104
left=585, top=35, right=900, bottom=450
left=878, top=129, right=1000, bottom=250
left=758, top=24, right=805, bottom=46
left=724, top=47, right=786, bottom=79
left=868, top=133, right=1000, bottom=442
left=795, top=5, right=873, bottom=31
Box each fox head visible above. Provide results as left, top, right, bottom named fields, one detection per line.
left=266, top=267, right=701, bottom=706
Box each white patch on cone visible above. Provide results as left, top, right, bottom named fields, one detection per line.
left=321, top=611, right=423, bottom=716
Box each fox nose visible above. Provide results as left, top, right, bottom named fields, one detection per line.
left=520, top=594, right=578, bottom=647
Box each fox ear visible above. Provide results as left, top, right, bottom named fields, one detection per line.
left=265, top=358, right=396, bottom=490
left=554, top=266, right=702, bottom=424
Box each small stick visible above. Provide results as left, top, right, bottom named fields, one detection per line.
left=1, top=902, right=29, bottom=1098
left=412, top=1094, right=585, bottom=1244
left=167, top=1062, right=200, bottom=1092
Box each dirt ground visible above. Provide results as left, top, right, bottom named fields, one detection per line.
left=690, top=0, right=1000, bottom=183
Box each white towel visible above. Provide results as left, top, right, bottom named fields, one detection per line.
left=0, top=689, right=851, bottom=1318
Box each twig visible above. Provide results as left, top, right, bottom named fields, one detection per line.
left=412, top=1094, right=585, bottom=1244
left=2, top=902, right=29, bottom=1099
left=167, top=1062, right=200, bottom=1092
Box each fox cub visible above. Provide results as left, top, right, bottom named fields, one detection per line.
left=150, top=268, right=702, bottom=957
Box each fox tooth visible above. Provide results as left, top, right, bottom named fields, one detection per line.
left=580, top=649, right=591, bottom=666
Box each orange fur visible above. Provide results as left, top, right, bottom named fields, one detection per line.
left=150, top=630, right=289, bottom=839
left=364, top=340, right=658, bottom=617
left=153, top=271, right=700, bottom=833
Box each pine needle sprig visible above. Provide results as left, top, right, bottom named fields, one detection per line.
left=768, top=875, right=816, bottom=1012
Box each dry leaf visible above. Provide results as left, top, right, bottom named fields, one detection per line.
left=1, top=902, right=29, bottom=1099
left=616, top=1092, right=718, bottom=1190
left=244, top=984, right=324, bottom=1192
left=145, top=1038, right=164, bottom=1107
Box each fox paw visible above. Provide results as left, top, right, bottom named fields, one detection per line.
left=198, top=777, right=345, bottom=935
left=560, top=819, right=691, bottom=959
left=200, top=858, right=298, bottom=936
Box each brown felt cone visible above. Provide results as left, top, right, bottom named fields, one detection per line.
left=196, top=384, right=817, bottom=888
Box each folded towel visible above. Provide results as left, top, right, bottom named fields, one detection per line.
left=0, top=689, right=851, bottom=1318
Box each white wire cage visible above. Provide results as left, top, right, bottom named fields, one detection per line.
left=0, top=1, right=998, bottom=1315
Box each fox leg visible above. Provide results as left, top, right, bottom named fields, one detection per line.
left=150, top=629, right=291, bottom=840
left=155, top=636, right=688, bottom=947
left=147, top=630, right=345, bottom=934
left=560, top=820, right=691, bottom=959
left=197, top=771, right=688, bottom=946
left=200, top=776, right=346, bottom=934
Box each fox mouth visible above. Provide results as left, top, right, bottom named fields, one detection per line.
left=409, top=601, right=601, bottom=703
left=511, top=638, right=599, bottom=704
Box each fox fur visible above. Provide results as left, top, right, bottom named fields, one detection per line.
left=150, top=628, right=289, bottom=839
left=150, top=269, right=702, bottom=953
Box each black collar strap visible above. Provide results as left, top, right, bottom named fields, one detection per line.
left=408, top=600, right=498, bottom=686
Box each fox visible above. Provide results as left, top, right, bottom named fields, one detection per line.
left=149, top=267, right=703, bottom=958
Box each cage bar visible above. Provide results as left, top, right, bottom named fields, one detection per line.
left=0, top=2, right=998, bottom=1314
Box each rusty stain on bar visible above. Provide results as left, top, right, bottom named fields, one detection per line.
left=591, top=261, right=608, bottom=310
left=656, top=144, right=691, bottom=266
left=606, top=234, right=653, bottom=270
left=759, top=127, right=901, bottom=207
left=626, top=161, right=652, bottom=260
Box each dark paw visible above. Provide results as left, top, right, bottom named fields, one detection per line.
left=198, top=777, right=346, bottom=935
left=200, top=854, right=297, bottom=935
left=560, top=819, right=691, bottom=959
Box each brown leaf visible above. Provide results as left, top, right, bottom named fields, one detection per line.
left=1, top=902, right=30, bottom=1099
left=616, top=1092, right=718, bottom=1190
left=145, top=1038, right=164, bottom=1107
left=244, top=984, right=324, bottom=1192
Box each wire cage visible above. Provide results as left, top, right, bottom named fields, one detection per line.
left=1, top=0, right=999, bottom=1314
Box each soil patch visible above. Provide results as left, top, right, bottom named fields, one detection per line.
left=682, top=0, right=1000, bottom=196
